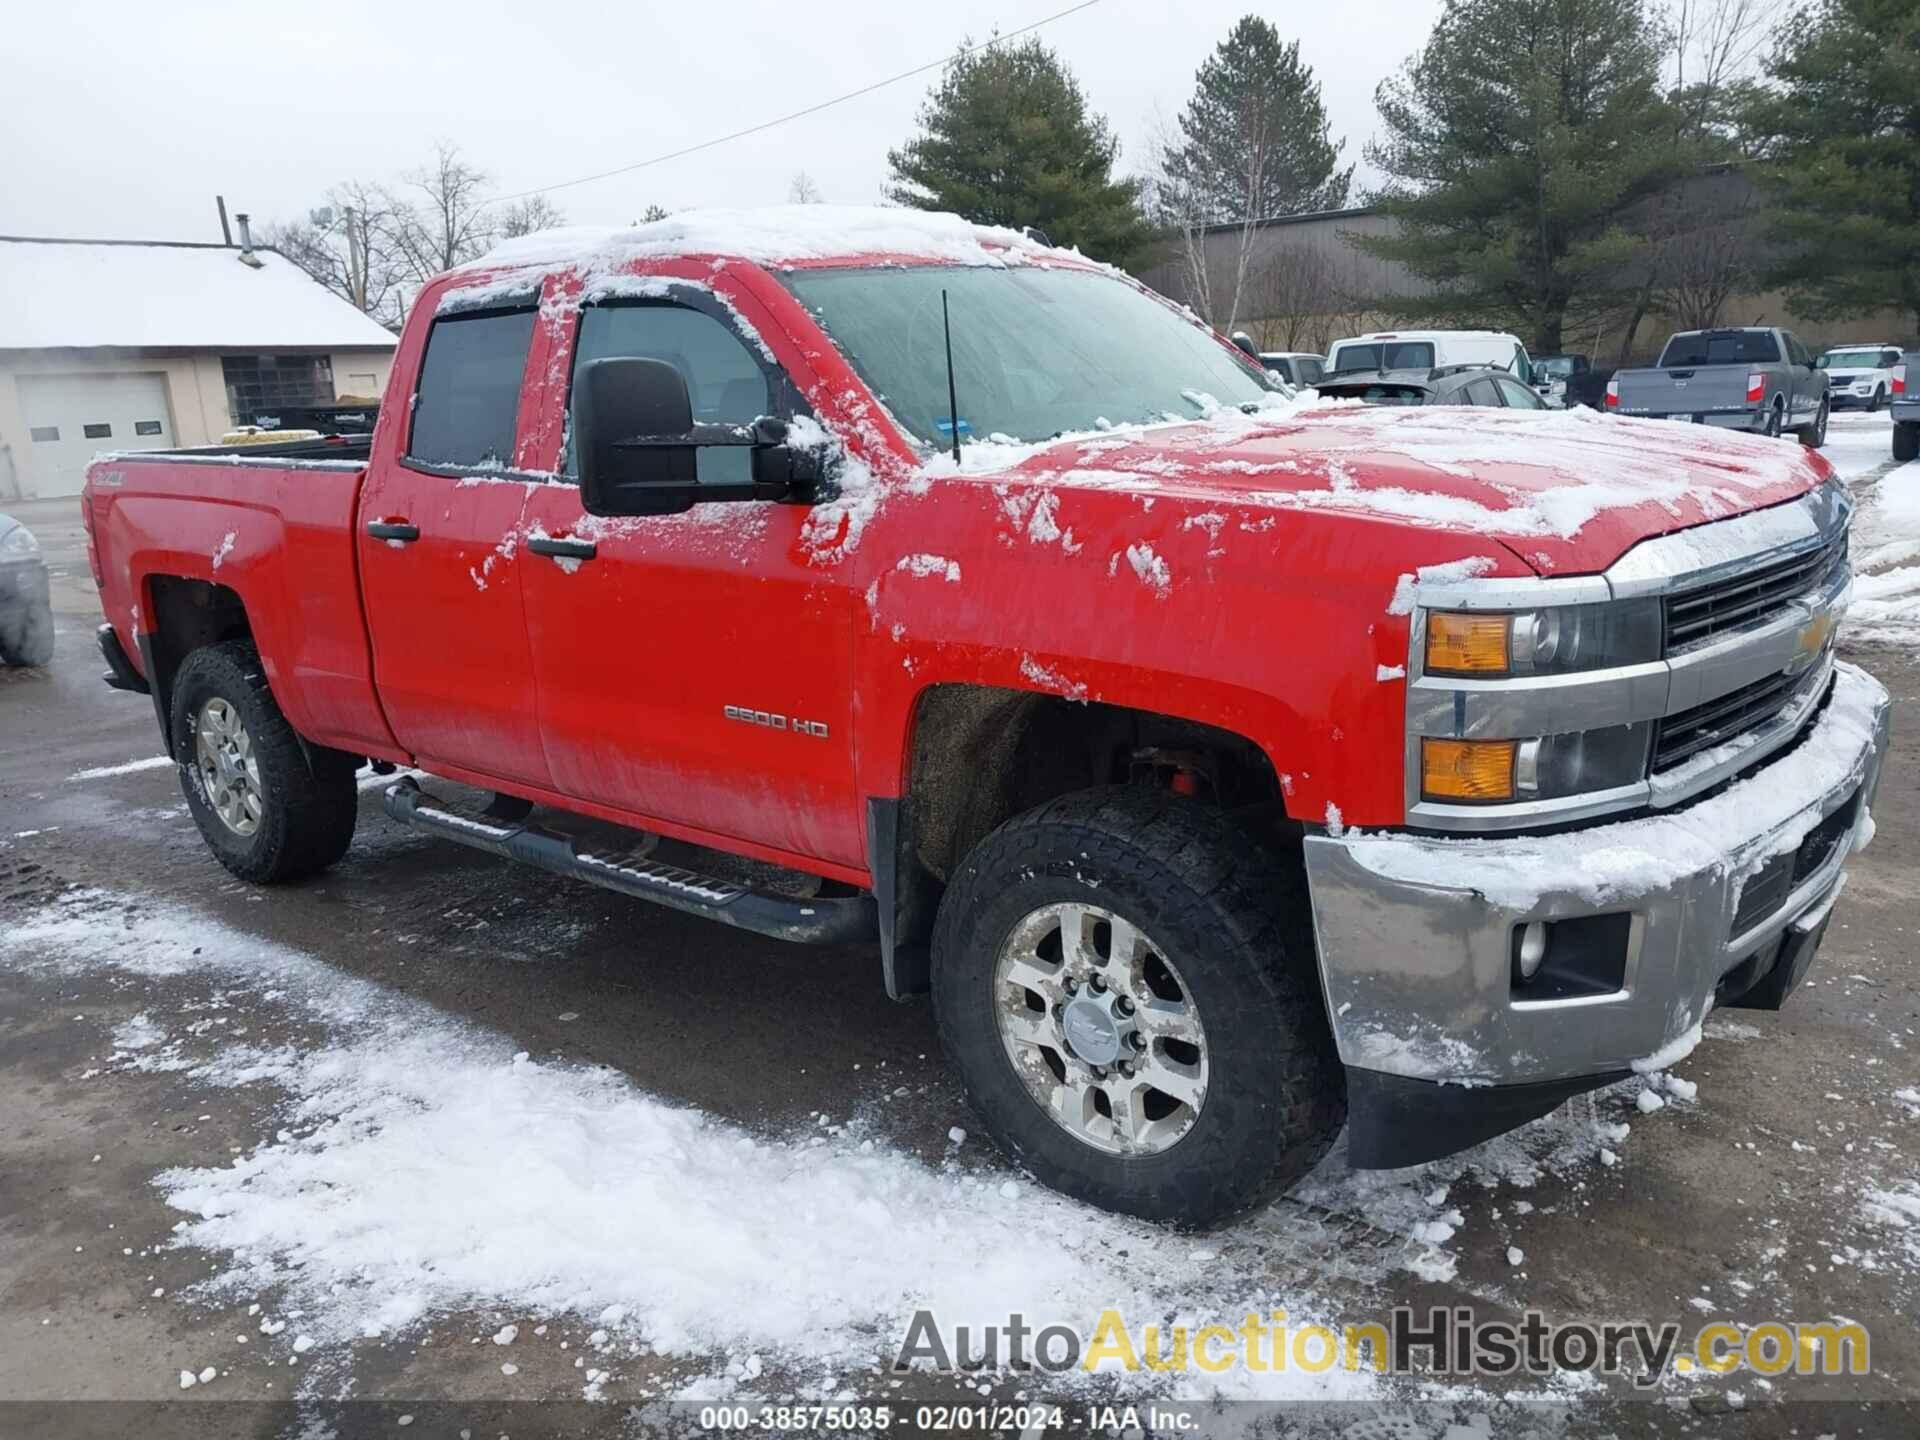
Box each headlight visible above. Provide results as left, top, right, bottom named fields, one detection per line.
left=1424, top=599, right=1662, bottom=678
left=0, top=526, right=39, bottom=559
left=1421, top=723, right=1652, bottom=804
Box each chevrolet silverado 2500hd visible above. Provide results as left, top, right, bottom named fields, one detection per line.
left=1609, top=327, right=1829, bottom=445
left=82, top=207, right=1890, bottom=1226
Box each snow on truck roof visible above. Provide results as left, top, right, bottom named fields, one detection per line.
left=463, top=204, right=1070, bottom=275
left=0, top=236, right=399, bottom=351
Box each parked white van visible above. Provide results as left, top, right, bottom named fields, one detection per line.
left=1326, top=330, right=1535, bottom=383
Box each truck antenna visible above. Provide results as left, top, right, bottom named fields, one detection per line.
left=941, top=289, right=963, bottom=465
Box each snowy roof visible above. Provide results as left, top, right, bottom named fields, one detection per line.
left=0, top=237, right=399, bottom=352
left=464, top=204, right=1064, bottom=275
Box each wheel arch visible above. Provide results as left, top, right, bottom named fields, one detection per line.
left=140, top=573, right=256, bottom=749
left=873, top=681, right=1297, bottom=999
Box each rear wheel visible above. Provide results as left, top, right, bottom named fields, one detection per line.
left=170, top=640, right=358, bottom=883
left=1798, top=397, right=1828, bottom=448
left=1897, top=423, right=1920, bottom=464
left=931, top=787, right=1344, bottom=1227
left=1763, top=401, right=1784, bottom=438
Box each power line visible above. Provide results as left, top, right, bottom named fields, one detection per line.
left=486, top=0, right=1103, bottom=208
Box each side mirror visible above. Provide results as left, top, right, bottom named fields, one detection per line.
left=574, top=357, right=825, bottom=518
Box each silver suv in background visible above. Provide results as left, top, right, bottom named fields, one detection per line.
left=1608, top=327, right=1828, bottom=447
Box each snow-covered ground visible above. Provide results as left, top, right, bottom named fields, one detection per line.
left=1, top=886, right=1704, bottom=1407
left=1829, top=412, right=1920, bottom=654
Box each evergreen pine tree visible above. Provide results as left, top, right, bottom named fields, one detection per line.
left=1357, top=0, right=1690, bottom=352
left=1745, top=0, right=1920, bottom=332
left=887, top=39, right=1152, bottom=267
left=1164, top=16, right=1354, bottom=222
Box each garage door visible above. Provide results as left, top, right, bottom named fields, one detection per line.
left=16, top=371, right=175, bottom=498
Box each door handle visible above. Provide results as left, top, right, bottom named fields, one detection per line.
left=367, top=520, right=420, bottom=543
left=527, top=536, right=598, bottom=562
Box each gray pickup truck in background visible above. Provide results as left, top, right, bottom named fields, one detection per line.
left=1609, top=327, right=1829, bottom=447
left=1896, top=351, right=1918, bottom=462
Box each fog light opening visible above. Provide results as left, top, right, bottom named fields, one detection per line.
left=1516, top=921, right=1548, bottom=981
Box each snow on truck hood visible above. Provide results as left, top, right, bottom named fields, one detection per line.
left=961, top=402, right=1831, bottom=576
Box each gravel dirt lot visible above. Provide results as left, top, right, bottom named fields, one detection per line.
left=2, top=424, right=1916, bottom=1438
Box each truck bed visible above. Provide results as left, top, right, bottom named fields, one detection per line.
left=85, top=442, right=398, bottom=763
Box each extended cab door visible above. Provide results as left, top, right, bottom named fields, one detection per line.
left=357, top=303, right=553, bottom=789
left=517, top=284, right=863, bottom=869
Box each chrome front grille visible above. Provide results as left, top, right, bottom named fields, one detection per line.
left=1653, top=663, right=1831, bottom=773
left=1663, top=533, right=1848, bottom=651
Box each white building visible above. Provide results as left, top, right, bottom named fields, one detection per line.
left=0, top=236, right=398, bottom=499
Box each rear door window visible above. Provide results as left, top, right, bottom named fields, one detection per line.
left=1464, top=377, right=1503, bottom=407
left=408, top=309, right=537, bottom=469
left=1494, top=376, right=1547, bottom=409
left=1297, top=357, right=1324, bottom=384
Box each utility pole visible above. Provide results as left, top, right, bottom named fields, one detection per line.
left=344, top=207, right=366, bottom=312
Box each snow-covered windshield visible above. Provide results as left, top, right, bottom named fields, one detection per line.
left=781, top=265, right=1272, bottom=446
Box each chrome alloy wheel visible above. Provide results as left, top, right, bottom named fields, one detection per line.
left=194, top=696, right=263, bottom=837
left=992, top=901, right=1208, bottom=1155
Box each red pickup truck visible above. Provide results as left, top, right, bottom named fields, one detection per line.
left=82, top=207, right=1890, bottom=1225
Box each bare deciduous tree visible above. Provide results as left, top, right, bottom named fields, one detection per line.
left=1146, top=108, right=1273, bottom=336
left=262, top=179, right=407, bottom=329
left=389, top=141, right=496, bottom=284
left=788, top=171, right=824, bottom=205
left=499, top=194, right=566, bottom=239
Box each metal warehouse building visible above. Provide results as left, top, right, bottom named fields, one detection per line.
left=0, top=235, right=397, bottom=500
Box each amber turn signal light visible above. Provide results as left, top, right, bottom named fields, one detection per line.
left=1425, top=612, right=1510, bottom=675
left=1422, top=738, right=1518, bottom=802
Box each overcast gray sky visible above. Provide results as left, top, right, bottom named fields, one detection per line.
left=3, top=0, right=1445, bottom=244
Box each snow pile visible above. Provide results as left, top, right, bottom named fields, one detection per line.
left=1339, top=661, right=1885, bottom=913
left=465, top=206, right=1056, bottom=275
left=0, top=890, right=1375, bottom=1403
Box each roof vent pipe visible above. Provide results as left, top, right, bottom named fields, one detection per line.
left=234, top=212, right=264, bottom=269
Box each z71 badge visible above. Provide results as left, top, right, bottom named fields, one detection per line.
left=724, top=705, right=829, bottom=739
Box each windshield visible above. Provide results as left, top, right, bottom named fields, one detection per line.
left=1330, top=341, right=1435, bottom=373
left=1658, top=331, right=1780, bottom=366
left=1817, top=349, right=1884, bottom=369
left=781, top=265, right=1271, bottom=445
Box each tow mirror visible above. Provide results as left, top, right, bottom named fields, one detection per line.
left=573, top=357, right=826, bottom=518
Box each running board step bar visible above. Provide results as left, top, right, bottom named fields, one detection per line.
left=382, top=778, right=877, bottom=945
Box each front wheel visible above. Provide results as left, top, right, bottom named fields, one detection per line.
left=170, top=640, right=359, bottom=883
left=931, top=787, right=1344, bottom=1227
left=0, top=602, right=54, bottom=666
left=1799, top=397, right=1828, bottom=448
left=1870, top=386, right=1886, bottom=413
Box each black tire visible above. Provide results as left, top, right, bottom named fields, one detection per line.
left=0, top=602, right=54, bottom=667
left=1764, top=401, right=1784, bottom=438
left=1896, top=423, right=1919, bottom=464
left=1799, top=397, right=1828, bottom=448
left=931, top=786, right=1344, bottom=1227
left=170, top=640, right=358, bottom=883
left=1870, top=386, right=1885, bottom=413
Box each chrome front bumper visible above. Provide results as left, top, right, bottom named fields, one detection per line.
left=1305, top=662, right=1890, bottom=1087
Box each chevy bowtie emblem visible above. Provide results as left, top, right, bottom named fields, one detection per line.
left=1796, top=610, right=1835, bottom=661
